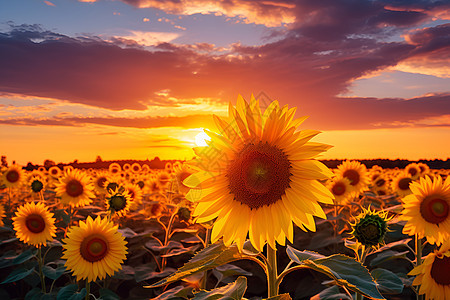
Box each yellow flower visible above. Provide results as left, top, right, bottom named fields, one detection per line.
left=108, top=163, right=121, bottom=175
left=405, top=163, right=421, bottom=181
left=130, top=163, right=141, bottom=174
left=335, top=160, right=370, bottom=198
left=185, top=95, right=334, bottom=251
left=327, top=176, right=352, bottom=205
left=48, top=166, right=62, bottom=178
left=55, top=169, right=95, bottom=207
left=1, top=164, right=25, bottom=188
left=13, top=202, right=56, bottom=247
left=417, top=163, right=430, bottom=177
left=106, top=187, right=132, bottom=217
left=349, top=206, right=392, bottom=249
left=391, top=172, right=413, bottom=197
left=92, top=170, right=109, bottom=195
left=125, top=183, right=143, bottom=210
left=0, top=203, right=5, bottom=227
left=401, top=176, right=450, bottom=245
left=62, top=216, right=127, bottom=282
left=409, top=240, right=450, bottom=300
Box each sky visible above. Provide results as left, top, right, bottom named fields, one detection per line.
left=0, top=0, right=449, bottom=165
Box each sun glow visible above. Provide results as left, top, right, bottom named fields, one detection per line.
left=194, top=130, right=211, bottom=147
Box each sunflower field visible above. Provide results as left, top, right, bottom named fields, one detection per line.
left=0, top=96, right=449, bottom=300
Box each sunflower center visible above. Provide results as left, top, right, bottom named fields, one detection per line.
left=31, top=180, right=44, bottom=193
left=66, top=179, right=83, bottom=197
left=227, top=142, right=291, bottom=210
left=25, top=214, right=46, bottom=233
left=420, top=197, right=449, bottom=224
left=343, top=169, right=360, bottom=186
left=375, top=178, right=386, bottom=187
left=408, top=167, right=417, bottom=176
left=398, top=178, right=412, bottom=190
left=419, top=165, right=425, bottom=173
left=80, top=234, right=109, bottom=262
left=133, top=165, right=139, bottom=172
left=137, top=181, right=145, bottom=189
left=6, top=170, right=19, bottom=183
left=51, top=169, right=58, bottom=175
left=430, top=255, right=450, bottom=286
left=332, top=182, right=346, bottom=196
left=96, top=177, right=107, bottom=189
left=360, top=223, right=379, bottom=241
left=110, top=195, right=126, bottom=211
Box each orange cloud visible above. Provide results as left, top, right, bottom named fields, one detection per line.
left=44, top=1, right=55, bottom=7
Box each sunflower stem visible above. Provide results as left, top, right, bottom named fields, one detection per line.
left=85, top=280, right=90, bottom=300
left=37, top=246, right=46, bottom=293
left=161, top=209, right=177, bottom=271
left=200, top=227, right=212, bottom=290
left=266, top=244, right=279, bottom=297
left=415, top=234, right=424, bottom=300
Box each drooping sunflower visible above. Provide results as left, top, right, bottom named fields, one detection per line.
left=62, top=216, right=127, bottom=282
left=13, top=202, right=56, bottom=247
left=125, top=183, right=143, bottom=210
left=335, top=160, right=370, bottom=198
left=327, top=176, right=352, bottom=205
left=185, top=95, right=334, bottom=251
left=391, top=172, right=413, bottom=197
left=409, top=239, right=450, bottom=300
left=401, top=176, right=450, bottom=245
left=417, top=162, right=430, bottom=177
left=349, top=206, right=392, bottom=249
left=106, top=187, right=132, bottom=217
left=1, top=164, right=25, bottom=188
left=55, top=169, right=95, bottom=207
left=405, top=163, right=421, bottom=181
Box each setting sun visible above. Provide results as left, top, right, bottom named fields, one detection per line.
left=194, top=130, right=211, bottom=147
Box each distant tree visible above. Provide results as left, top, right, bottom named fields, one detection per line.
left=25, top=162, right=35, bottom=171
left=1, top=156, right=7, bottom=167
left=96, top=155, right=103, bottom=162
left=44, top=159, right=56, bottom=169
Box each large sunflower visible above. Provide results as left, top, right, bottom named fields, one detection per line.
left=335, top=160, right=370, bottom=198
left=1, top=164, right=25, bottom=188
left=185, top=95, right=334, bottom=251
left=55, top=169, right=95, bottom=207
left=62, top=216, right=127, bottom=282
left=401, top=176, right=450, bottom=245
left=409, top=239, right=450, bottom=300
left=13, top=202, right=56, bottom=247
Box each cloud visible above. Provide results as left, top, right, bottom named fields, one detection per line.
left=110, top=30, right=181, bottom=47
left=44, top=1, right=56, bottom=7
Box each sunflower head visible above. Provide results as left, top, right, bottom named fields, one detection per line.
left=106, top=188, right=132, bottom=217
left=62, top=216, right=127, bottom=282
left=1, top=164, right=24, bottom=188
left=185, top=94, right=334, bottom=251
left=55, top=169, right=95, bottom=207
left=401, top=176, right=450, bottom=245
left=336, top=160, right=370, bottom=198
left=177, top=207, right=191, bottom=222
left=12, top=202, right=56, bottom=247
left=405, top=163, right=421, bottom=180
left=350, top=206, right=391, bottom=249
left=0, top=204, right=5, bottom=227
left=30, top=177, right=45, bottom=193
left=327, top=176, right=352, bottom=205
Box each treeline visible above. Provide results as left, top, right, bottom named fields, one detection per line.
left=320, top=159, right=450, bottom=169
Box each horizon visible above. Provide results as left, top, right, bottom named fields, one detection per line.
left=1, top=0, right=449, bottom=163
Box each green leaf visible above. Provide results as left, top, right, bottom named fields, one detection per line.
left=310, top=286, right=351, bottom=300
left=212, top=264, right=252, bottom=286
left=370, top=239, right=412, bottom=254
left=192, top=276, right=247, bottom=300
left=286, top=246, right=384, bottom=300
left=57, top=284, right=87, bottom=300
left=371, top=269, right=404, bottom=294
left=264, top=294, right=292, bottom=300
left=1, top=267, right=34, bottom=284
left=99, top=288, right=120, bottom=300
left=0, top=249, right=37, bottom=269
left=370, top=250, right=410, bottom=267
left=43, top=265, right=66, bottom=280
left=146, top=241, right=255, bottom=288
left=161, top=245, right=200, bottom=258
left=153, top=286, right=193, bottom=300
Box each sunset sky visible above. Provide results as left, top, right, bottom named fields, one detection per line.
left=1, top=0, right=449, bottom=165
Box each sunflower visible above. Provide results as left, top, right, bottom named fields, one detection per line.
left=371, top=174, right=388, bottom=193
left=106, top=187, right=132, bottom=217
left=409, top=239, right=450, bottom=300
left=125, top=183, right=143, bottom=210
left=108, top=163, right=121, bottom=175
left=335, top=160, right=370, bottom=198
left=174, top=163, right=196, bottom=195
left=417, top=162, right=430, bottom=177
left=349, top=206, right=392, bottom=249
left=131, top=163, right=141, bottom=174
left=157, top=171, right=172, bottom=189
left=62, top=216, right=127, bottom=282
left=92, top=170, right=109, bottom=195
left=391, top=172, right=413, bottom=197
left=185, top=95, right=334, bottom=251
left=29, top=176, right=45, bottom=195
left=327, top=176, right=352, bottom=205
left=13, top=202, right=56, bottom=247
left=401, top=176, right=450, bottom=245
left=122, top=163, right=131, bottom=172
left=405, top=163, right=421, bottom=181
left=0, top=204, right=5, bottom=227
left=1, top=164, right=25, bottom=188
left=55, top=169, right=95, bottom=207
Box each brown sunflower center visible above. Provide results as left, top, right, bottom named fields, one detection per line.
left=137, top=181, right=145, bottom=189
left=332, top=182, right=346, bottom=196
left=227, top=142, right=291, bottom=210
left=25, top=214, right=45, bottom=233
left=6, top=170, right=19, bottom=183
left=110, top=195, right=126, bottom=211
left=31, top=180, right=44, bottom=193
left=408, top=167, right=418, bottom=176
left=420, top=196, right=449, bottom=224
left=419, top=165, right=425, bottom=173
left=360, top=223, right=379, bottom=241
left=375, top=178, right=386, bottom=187
left=343, top=169, right=360, bottom=186
left=133, top=165, right=140, bottom=172
left=80, top=234, right=109, bottom=262
left=111, top=168, right=119, bottom=174
left=430, top=255, right=450, bottom=286
left=66, top=179, right=83, bottom=197
left=51, top=169, right=58, bottom=175
left=96, top=177, right=107, bottom=189
left=398, top=177, right=412, bottom=190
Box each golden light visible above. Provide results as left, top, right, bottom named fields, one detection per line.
left=194, top=131, right=211, bottom=147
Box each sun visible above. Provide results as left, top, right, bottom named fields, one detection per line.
left=195, top=130, right=211, bottom=147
